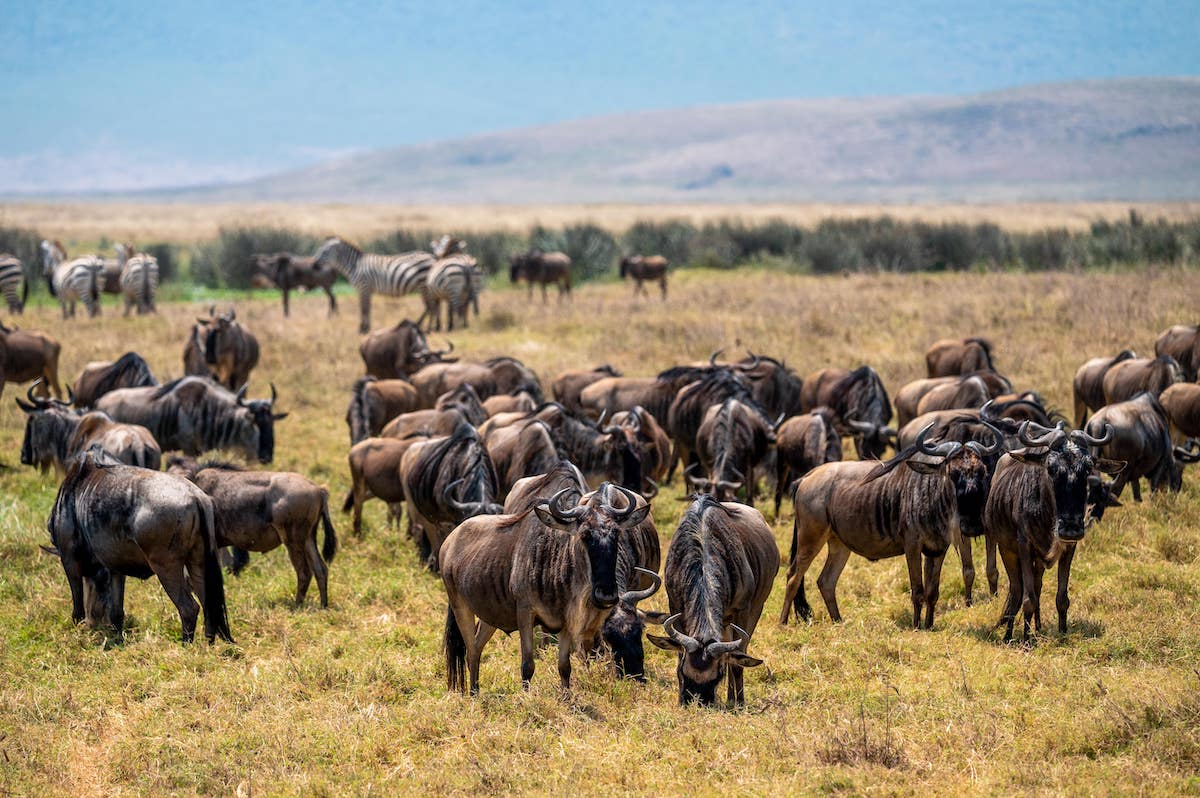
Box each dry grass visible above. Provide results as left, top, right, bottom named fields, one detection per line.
left=3, top=268, right=1200, bottom=796
left=5, top=200, right=1200, bottom=245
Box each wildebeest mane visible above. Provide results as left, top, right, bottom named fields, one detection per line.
left=965, top=337, right=994, bottom=370
left=673, top=496, right=736, bottom=638
left=88, top=352, right=157, bottom=403
left=836, top=366, right=892, bottom=428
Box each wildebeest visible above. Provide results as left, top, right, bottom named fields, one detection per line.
left=251, top=252, right=338, bottom=317
left=441, top=483, right=652, bottom=694
left=71, top=352, right=157, bottom=408
left=168, top=460, right=338, bottom=608
left=1086, top=392, right=1195, bottom=501
left=182, top=311, right=214, bottom=378
left=798, top=365, right=895, bottom=459
left=666, top=366, right=762, bottom=479
left=46, top=448, right=233, bottom=643
left=17, top=388, right=161, bottom=474
left=0, top=321, right=63, bottom=400
left=612, top=405, right=671, bottom=493
left=578, top=363, right=719, bottom=422
left=735, top=352, right=804, bottom=420
left=986, top=421, right=1124, bottom=641
left=925, top=337, right=995, bottom=377
left=619, top=255, right=669, bottom=300
left=408, top=361, right=496, bottom=407
left=894, top=371, right=1013, bottom=428
left=481, top=390, right=538, bottom=416
left=1102, top=355, right=1182, bottom=405
left=914, top=374, right=991, bottom=417
left=359, top=319, right=452, bottom=380
left=95, top=377, right=287, bottom=463
left=646, top=496, right=778, bottom=706
left=686, top=397, right=777, bottom=504
left=343, top=434, right=432, bottom=536
left=203, top=308, right=260, bottom=391
left=400, top=423, right=504, bottom=570
left=0, top=254, right=28, bottom=313
left=1160, top=382, right=1200, bottom=442
left=1072, top=350, right=1137, bottom=427
left=484, top=419, right=563, bottom=499
left=1154, top=324, right=1200, bottom=381
left=510, top=250, right=573, bottom=303
left=551, top=365, right=622, bottom=415
left=773, top=407, right=842, bottom=517
left=379, top=384, right=488, bottom=439
left=781, top=424, right=996, bottom=629
left=346, top=377, right=422, bottom=444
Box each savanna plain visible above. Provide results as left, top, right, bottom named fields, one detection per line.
left=2, top=254, right=1200, bottom=796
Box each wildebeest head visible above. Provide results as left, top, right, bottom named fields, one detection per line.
left=602, top=599, right=667, bottom=682
left=534, top=484, right=650, bottom=610
left=1011, top=421, right=1125, bottom=541
left=436, top=383, right=487, bottom=425
left=15, top=384, right=76, bottom=472
left=203, top=309, right=237, bottom=365
left=649, top=614, right=763, bottom=706
left=601, top=422, right=644, bottom=494
left=684, top=462, right=743, bottom=503
left=898, top=423, right=1000, bottom=538
left=235, top=383, right=287, bottom=464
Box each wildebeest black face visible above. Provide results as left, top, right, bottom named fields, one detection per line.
left=947, top=449, right=991, bottom=537
left=580, top=520, right=622, bottom=608
left=1045, top=442, right=1095, bottom=541
left=648, top=615, right=763, bottom=706
left=238, top=396, right=286, bottom=464
left=602, top=606, right=668, bottom=681
left=15, top=398, right=71, bottom=472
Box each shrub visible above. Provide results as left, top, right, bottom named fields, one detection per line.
left=191, top=227, right=318, bottom=288
left=620, top=220, right=697, bottom=268
left=0, top=225, right=44, bottom=294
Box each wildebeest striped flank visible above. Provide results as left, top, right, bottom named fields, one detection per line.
left=312, top=236, right=434, bottom=333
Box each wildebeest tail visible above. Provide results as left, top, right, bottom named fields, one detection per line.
left=21, top=272, right=29, bottom=308
left=88, top=264, right=100, bottom=304
left=348, top=376, right=374, bottom=443
left=341, top=489, right=355, bottom=513
left=319, top=490, right=338, bottom=563
left=445, top=604, right=467, bottom=692
left=198, top=500, right=234, bottom=642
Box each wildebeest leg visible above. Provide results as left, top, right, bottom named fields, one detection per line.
left=774, top=460, right=790, bottom=519
left=285, top=535, right=314, bottom=607
left=305, top=522, right=331, bottom=608
left=108, top=574, right=127, bottom=635
left=996, top=545, right=1022, bottom=642
left=472, top=621, right=497, bottom=692
left=517, top=607, right=537, bottom=689
left=1031, top=562, right=1045, bottom=635
left=541, top=282, right=548, bottom=304
left=953, top=527, right=975, bottom=606
left=779, top=519, right=825, bottom=624
left=325, top=286, right=337, bottom=316
left=922, top=550, right=946, bottom=629
left=816, top=538, right=852, bottom=623
left=556, top=634, right=574, bottom=690
left=387, top=502, right=403, bottom=528
left=985, top=531, right=1000, bottom=597
left=660, top=277, right=667, bottom=301
left=904, top=546, right=926, bottom=629
left=1056, top=545, right=1077, bottom=634
left=1131, top=478, right=1142, bottom=503
left=83, top=573, right=108, bottom=628
left=448, top=596, right=481, bottom=695
left=358, top=290, right=372, bottom=334
left=62, top=559, right=87, bottom=625
left=282, top=287, right=291, bottom=317
left=1017, top=536, right=1037, bottom=642
left=350, top=482, right=367, bottom=537
left=151, top=556, right=200, bottom=643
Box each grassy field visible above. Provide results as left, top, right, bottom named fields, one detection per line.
left=2, top=268, right=1200, bottom=796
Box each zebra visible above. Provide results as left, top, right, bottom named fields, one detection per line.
left=0, top=254, right=28, bottom=313
left=40, top=240, right=103, bottom=319
left=312, top=236, right=433, bottom=333
left=424, top=253, right=482, bottom=332
left=119, top=252, right=159, bottom=316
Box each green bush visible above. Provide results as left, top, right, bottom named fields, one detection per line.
left=0, top=225, right=44, bottom=294
left=191, top=227, right=318, bottom=288
left=620, top=220, right=697, bottom=268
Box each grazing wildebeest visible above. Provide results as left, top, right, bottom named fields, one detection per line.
left=346, top=377, right=422, bottom=444
left=311, top=236, right=434, bottom=334
left=925, top=337, right=995, bottom=377
left=894, top=371, right=1013, bottom=428
left=612, top=405, right=671, bottom=494
left=1160, top=382, right=1200, bottom=442
left=0, top=254, right=28, bottom=313
left=379, top=384, right=488, bottom=439
left=168, top=460, right=338, bottom=608
left=502, top=459, right=589, bottom=514
left=441, top=483, right=652, bottom=694
left=646, top=496, right=778, bottom=706
left=251, top=252, right=338, bottom=317
left=781, top=424, right=997, bottom=629
left=1086, top=392, right=1196, bottom=501
left=72, top=352, right=157, bottom=408
left=619, top=255, right=669, bottom=300
left=798, top=366, right=895, bottom=459
left=408, top=361, right=498, bottom=407
left=17, top=388, right=161, bottom=474
left=666, top=366, right=763, bottom=480
left=686, top=397, right=777, bottom=504
left=359, top=319, right=453, bottom=380
left=915, top=374, right=991, bottom=417
left=1073, top=350, right=1137, bottom=427
left=484, top=419, right=563, bottom=499
left=203, top=308, right=260, bottom=391
left=551, top=365, right=622, bottom=415
left=986, top=421, right=1124, bottom=641
left=510, top=250, right=573, bottom=303
left=46, top=448, right=233, bottom=643
left=578, top=363, right=717, bottom=422
left=95, top=377, right=287, bottom=463
left=1102, top=355, right=1182, bottom=405
left=343, top=434, right=432, bottom=536
left=1154, top=324, right=1200, bottom=381
left=481, top=390, right=538, bottom=416
left=735, top=352, right=804, bottom=420
left=182, top=310, right=214, bottom=378
left=0, top=321, right=63, bottom=400
left=773, top=407, right=842, bottom=517
left=400, top=423, right=504, bottom=570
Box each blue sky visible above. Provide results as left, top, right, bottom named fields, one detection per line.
left=2, top=0, right=1198, bottom=191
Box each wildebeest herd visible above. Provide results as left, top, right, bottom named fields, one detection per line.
left=9, top=265, right=1200, bottom=708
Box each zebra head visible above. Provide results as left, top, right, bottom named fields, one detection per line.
left=313, top=237, right=359, bottom=276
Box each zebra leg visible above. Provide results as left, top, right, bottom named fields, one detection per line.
left=358, top=290, right=372, bottom=334
left=325, top=286, right=337, bottom=316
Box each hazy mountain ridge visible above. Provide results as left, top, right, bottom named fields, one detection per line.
left=113, top=78, right=1200, bottom=202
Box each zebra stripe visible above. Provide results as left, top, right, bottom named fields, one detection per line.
left=0, top=255, right=27, bottom=313
left=120, top=254, right=159, bottom=315
left=313, top=237, right=434, bottom=332
left=424, top=254, right=482, bottom=331
left=49, top=258, right=103, bottom=318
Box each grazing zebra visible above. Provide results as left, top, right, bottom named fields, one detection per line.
left=312, top=237, right=433, bottom=333
left=40, top=240, right=103, bottom=319
left=0, top=254, right=28, bottom=313
left=424, top=253, right=481, bottom=332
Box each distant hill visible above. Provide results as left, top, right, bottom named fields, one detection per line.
left=148, top=78, right=1200, bottom=202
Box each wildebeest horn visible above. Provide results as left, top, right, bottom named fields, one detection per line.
left=432, top=339, right=454, bottom=356
left=641, top=477, right=659, bottom=500
left=625, top=409, right=642, bottom=431
left=620, top=567, right=661, bottom=604
left=595, top=409, right=608, bottom=428
left=663, top=614, right=701, bottom=653
left=965, top=427, right=1002, bottom=456
left=735, top=353, right=761, bottom=371
left=706, top=624, right=748, bottom=657
left=269, top=382, right=277, bottom=405
left=773, top=412, right=786, bottom=430
left=235, top=385, right=248, bottom=406
left=684, top=462, right=707, bottom=487
left=915, top=422, right=963, bottom=458
left=606, top=485, right=642, bottom=521
left=709, top=349, right=725, bottom=366
left=1018, top=420, right=1067, bottom=448
left=63, top=384, right=75, bottom=407
left=847, top=418, right=875, bottom=433
left=444, top=479, right=472, bottom=513
left=1173, top=440, right=1200, bottom=463
left=1072, top=423, right=1113, bottom=447
left=543, top=487, right=588, bottom=522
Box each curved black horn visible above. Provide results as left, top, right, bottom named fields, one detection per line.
left=1073, top=423, right=1114, bottom=447
left=735, top=352, right=762, bottom=371
left=443, top=478, right=470, bottom=513
left=663, top=614, right=700, bottom=653
left=607, top=485, right=642, bottom=521
left=235, top=385, right=248, bottom=406
left=706, top=624, right=748, bottom=656
left=620, top=567, right=662, bottom=604
left=965, top=426, right=1002, bottom=456
left=916, top=422, right=963, bottom=458
left=543, top=487, right=587, bottom=522
left=642, top=477, right=659, bottom=500
left=709, top=349, right=725, bottom=367
left=269, top=382, right=278, bottom=405
left=1018, top=420, right=1066, bottom=448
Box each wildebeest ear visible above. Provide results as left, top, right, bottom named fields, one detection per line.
left=905, top=459, right=941, bottom=475
left=272, top=412, right=289, bottom=421
left=618, top=504, right=651, bottom=528
left=727, top=651, right=764, bottom=668
left=640, top=610, right=670, bottom=625
left=1006, top=448, right=1048, bottom=465
left=1096, top=458, right=1126, bottom=475
left=646, top=633, right=684, bottom=652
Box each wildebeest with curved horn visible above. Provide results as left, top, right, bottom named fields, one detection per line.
left=360, top=319, right=453, bottom=380
left=71, top=352, right=157, bottom=409
left=686, top=396, right=777, bottom=504
left=735, top=352, right=804, bottom=420
left=666, top=363, right=762, bottom=479
left=612, top=405, right=671, bottom=494
left=510, top=250, right=573, bottom=303
left=914, top=374, right=991, bottom=417
left=551, top=364, right=622, bottom=415
left=1072, top=350, right=1137, bottom=427
left=95, top=377, right=287, bottom=463
left=0, top=321, right=63, bottom=400
left=346, top=377, right=422, bottom=444
left=646, top=495, right=778, bottom=706
left=251, top=252, right=338, bottom=317
left=168, top=459, right=338, bottom=608
left=799, top=365, right=895, bottom=459
left=441, top=483, right=652, bottom=694
left=399, top=423, right=504, bottom=570
left=925, top=337, right=995, bottom=377
left=17, top=386, right=161, bottom=474
left=1155, top=324, right=1200, bottom=382
left=986, top=421, right=1124, bottom=641
left=379, top=383, right=487, bottom=439
left=781, top=423, right=997, bottom=629
left=46, top=447, right=233, bottom=643
left=203, top=308, right=260, bottom=391
left=619, top=254, right=669, bottom=300
left=1086, top=392, right=1195, bottom=501
left=1102, top=354, right=1182, bottom=405
left=773, top=407, right=842, bottom=517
